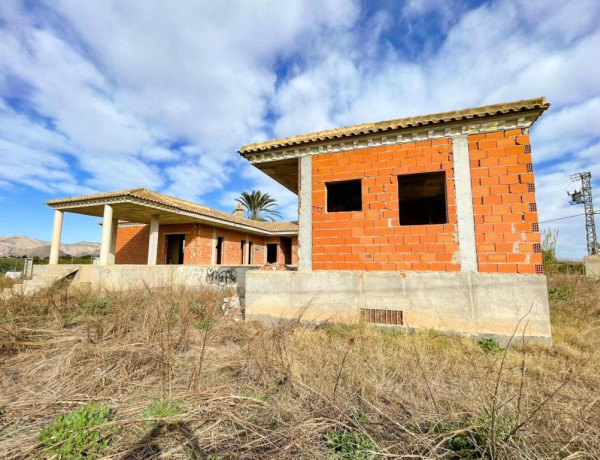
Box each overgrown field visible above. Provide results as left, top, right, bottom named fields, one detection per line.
left=0, top=275, right=598, bottom=459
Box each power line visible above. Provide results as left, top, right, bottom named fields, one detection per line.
left=539, top=213, right=586, bottom=224
left=539, top=211, right=600, bottom=224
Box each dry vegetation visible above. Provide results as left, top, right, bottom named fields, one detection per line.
left=0, top=275, right=598, bottom=459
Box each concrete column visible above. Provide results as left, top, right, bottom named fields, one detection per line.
left=211, top=228, right=217, bottom=264
left=99, top=205, right=114, bottom=266
left=49, top=210, right=64, bottom=265
left=147, top=214, right=160, bottom=265
left=298, top=155, right=313, bottom=271
left=108, top=218, right=118, bottom=265
left=452, top=135, right=478, bottom=272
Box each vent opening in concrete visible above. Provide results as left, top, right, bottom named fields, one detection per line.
left=398, top=172, right=447, bottom=225
left=361, top=308, right=403, bottom=325
left=326, top=179, right=362, bottom=212
left=266, top=243, right=278, bottom=263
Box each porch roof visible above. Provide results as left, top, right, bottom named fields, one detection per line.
left=46, top=188, right=298, bottom=236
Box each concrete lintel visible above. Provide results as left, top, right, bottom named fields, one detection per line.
left=453, top=135, right=478, bottom=272
left=298, top=156, right=312, bottom=271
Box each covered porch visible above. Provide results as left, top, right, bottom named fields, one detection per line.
left=46, top=188, right=298, bottom=267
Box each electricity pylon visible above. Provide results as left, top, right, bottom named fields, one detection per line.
left=568, top=172, right=597, bottom=255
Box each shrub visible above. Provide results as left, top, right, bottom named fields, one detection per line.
left=82, top=299, right=110, bottom=316
left=325, top=429, right=375, bottom=459
left=477, top=337, right=503, bottom=354
left=38, top=403, right=115, bottom=459
left=548, top=285, right=572, bottom=302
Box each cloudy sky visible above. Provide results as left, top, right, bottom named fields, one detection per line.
left=0, top=0, right=598, bottom=259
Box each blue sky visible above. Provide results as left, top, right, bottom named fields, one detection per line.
left=0, top=0, right=599, bottom=259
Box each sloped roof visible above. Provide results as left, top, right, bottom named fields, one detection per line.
left=46, top=188, right=298, bottom=234
left=239, top=97, right=549, bottom=154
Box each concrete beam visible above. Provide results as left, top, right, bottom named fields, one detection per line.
left=298, top=156, right=312, bottom=271
left=49, top=210, right=64, bottom=265
left=147, top=214, right=160, bottom=265
left=453, top=135, right=478, bottom=272
left=99, top=205, right=114, bottom=265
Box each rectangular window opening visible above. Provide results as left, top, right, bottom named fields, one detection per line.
left=398, top=172, right=448, bottom=226
left=240, top=240, right=245, bottom=264
left=248, top=241, right=253, bottom=264
left=326, top=179, right=362, bottom=213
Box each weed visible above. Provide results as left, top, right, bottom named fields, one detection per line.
left=194, top=318, right=216, bottom=330
left=325, top=429, right=375, bottom=459
left=37, top=403, right=115, bottom=459
left=82, top=299, right=110, bottom=316
left=477, top=337, right=503, bottom=354
left=548, top=285, right=572, bottom=302
left=142, top=398, right=182, bottom=423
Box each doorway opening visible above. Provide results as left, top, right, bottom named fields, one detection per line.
left=166, top=234, right=185, bottom=265
left=266, top=243, right=278, bottom=263
left=216, top=236, right=224, bottom=265
left=280, top=237, right=292, bottom=264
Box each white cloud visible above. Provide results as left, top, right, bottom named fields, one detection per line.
left=0, top=0, right=598, bottom=257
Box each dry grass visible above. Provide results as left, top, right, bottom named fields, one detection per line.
left=0, top=275, right=599, bottom=459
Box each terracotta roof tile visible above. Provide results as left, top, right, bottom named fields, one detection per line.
left=239, top=97, right=549, bottom=154
left=46, top=188, right=298, bottom=234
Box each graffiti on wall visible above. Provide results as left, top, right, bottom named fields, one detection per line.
left=205, top=267, right=238, bottom=286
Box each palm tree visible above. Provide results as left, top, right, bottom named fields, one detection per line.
left=235, top=190, right=282, bottom=221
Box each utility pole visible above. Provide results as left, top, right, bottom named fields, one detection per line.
left=568, top=172, right=597, bottom=255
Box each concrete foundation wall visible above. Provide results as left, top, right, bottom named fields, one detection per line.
left=245, top=270, right=552, bottom=344
left=584, top=255, right=600, bottom=279
left=70, top=264, right=254, bottom=296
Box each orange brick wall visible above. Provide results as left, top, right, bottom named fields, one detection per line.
left=116, top=223, right=298, bottom=266
left=311, top=130, right=542, bottom=274
left=469, top=130, right=542, bottom=274
left=115, top=225, right=149, bottom=264
left=312, top=139, right=459, bottom=271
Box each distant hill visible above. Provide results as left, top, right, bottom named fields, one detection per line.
left=0, top=235, right=100, bottom=257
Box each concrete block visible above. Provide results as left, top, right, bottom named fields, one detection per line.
left=584, top=255, right=600, bottom=279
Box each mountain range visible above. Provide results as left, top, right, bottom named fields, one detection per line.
left=0, top=235, right=100, bottom=258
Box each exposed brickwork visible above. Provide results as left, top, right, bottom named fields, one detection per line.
left=468, top=130, right=542, bottom=274
left=312, top=139, right=459, bottom=271
left=116, top=223, right=298, bottom=266
left=115, top=225, right=149, bottom=264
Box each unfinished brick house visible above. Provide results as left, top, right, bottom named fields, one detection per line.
left=37, top=97, right=551, bottom=344
left=239, top=97, right=552, bottom=344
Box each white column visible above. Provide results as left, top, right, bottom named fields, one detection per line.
left=147, top=214, right=160, bottom=265
left=298, top=155, right=313, bottom=271
left=99, top=205, right=114, bottom=266
left=453, top=135, right=478, bottom=272
left=49, top=210, right=64, bottom=265
left=108, top=218, right=118, bottom=265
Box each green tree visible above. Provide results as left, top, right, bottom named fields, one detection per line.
left=235, top=190, right=282, bottom=221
